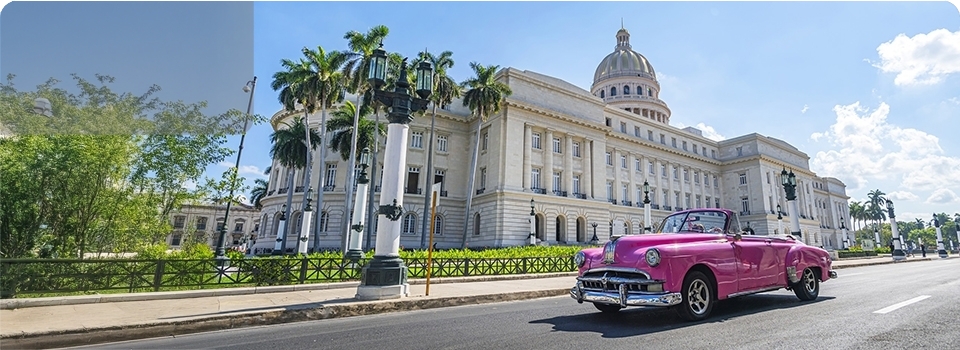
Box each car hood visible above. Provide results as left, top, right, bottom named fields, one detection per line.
left=612, top=233, right=725, bottom=249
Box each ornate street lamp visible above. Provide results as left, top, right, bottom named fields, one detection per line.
left=642, top=180, right=651, bottom=233
left=346, top=148, right=372, bottom=263
left=590, top=222, right=599, bottom=245
left=356, top=43, right=432, bottom=301
left=886, top=199, right=905, bottom=260
left=296, top=187, right=315, bottom=254
left=528, top=198, right=536, bottom=245
left=777, top=204, right=783, bottom=235
left=216, top=76, right=257, bottom=260
left=273, top=204, right=287, bottom=254
left=840, top=216, right=848, bottom=249
left=780, top=167, right=801, bottom=240
left=933, top=214, right=947, bottom=258
left=33, top=97, right=53, bottom=117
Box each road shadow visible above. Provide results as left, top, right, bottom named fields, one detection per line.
left=156, top=297, right=357, bottom=319
left=530, top=294, right=835, bottom=338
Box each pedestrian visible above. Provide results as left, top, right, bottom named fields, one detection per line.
left=920, top=243, right=926, bottom=257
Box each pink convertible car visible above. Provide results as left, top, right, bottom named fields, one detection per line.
left=570, top=208, right=837, bottom=321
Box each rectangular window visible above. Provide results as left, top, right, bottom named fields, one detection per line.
left=694, top=171, right=700, bottom=184
left=196, top=217, right=207, bottom=230
left=648, top=161, right=654, bottom=174
left=737, top=146, right=743, bottom=156
left=702, top=146, right=707, bottom=155
left=739, top=173, right=747, bottom=185
left=675, top=192, right=681, bottom=207
left=532, top=132, right=541, bottom=149
left=635, top=126, right=641, bottom=137
left=482, top=132, right=488, bottom=151
left=234, top=222, right=244, bottom=232
left=635, top=158, right=641, bottom=171
left=715, top=198, right=720, bottom=208
left=620, top=121, right=627, bottom=133
left=711, top=150, right=717, bottom=158
left=531, top=168, right=541, bottom=189
left=620, top=155, right=627, bottom=168
left=683, top=169, right=689, bottom=182
left=622, top=184, right=628, bottom=201
left=573, top=175, right=581, bottom=194
left=660, top=134, right=665, bottom=144
left=480, top=168, right=486, bottom=188
left=685, top=194, right=691, bottom=208
left=173, top=216, right=185, bottom=229
left=741, top=197, right=749, bottom=214
left=661, top=164, right=667, bottom=177
left=672, top=137, right=677, bottom=147
left=606, top=182, right=613, bottom=200
left=766, top=172, right=771, bottom=184
left=411, top=131, right=423, bottom=148
left=406, top=167, right=420, bottom=194
left=696, top=195, right=702, bottom=208
left=673, top=166, right=679, bottom=179
left=606, top=152, right=612, bottom=166
left=663, top=190, right=669, bottom=206
left=605, top=118, right=611, bottom=127
left=714, top=176, right=719, bottom=187
left=648, top=130, right=654, bottom=141
left=437, top=135, right=448, bottom=152
left=573, top=141, right=581, bottom=157
left=553, top=172, right=562, bottom=192
left=325, top=164, right=337, bottom=187
left=692, top=143, right=697, bottom=154
left=552, top=137, right=562, bottom=153
left=682, top=141, right=688, bottom=151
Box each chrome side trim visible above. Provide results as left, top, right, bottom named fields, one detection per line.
left=726, top=286, right=782, bottom=299
left=570, top=286, right=682, bottom=307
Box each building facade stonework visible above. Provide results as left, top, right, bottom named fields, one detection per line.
left=250, top=27, right=850, bottom=253
left=166, top=203, right=261, bottom=252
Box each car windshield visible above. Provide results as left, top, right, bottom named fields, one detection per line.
left=658, top=211, right=728, bottom=234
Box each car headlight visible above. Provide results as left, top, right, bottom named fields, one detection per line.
left=645, top=248, right=661, bottom=267
left=574, top=251, right=586, bottom=268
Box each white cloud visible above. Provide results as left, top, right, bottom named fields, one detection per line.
left=810, top=101, right=960, bottom=193
left=887, top=191, right=919, bottom=201
left=218, top=162, right=267, bottom=177
left=183, top=180, right=197, bottom=191
left=801, top=105, right=809, bottom=114
left=675, top=122, right=726, bottom=141
left=872, top=28, right=960, bottom=86
left=926, top=188, right=958, bottom=204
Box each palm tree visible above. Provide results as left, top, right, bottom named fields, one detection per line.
left=848, top=201, right=863, bottom=233
left=268, top=116, right=322, bottom=253
left=414, top=50, right=461, bottom=249
left=249, top=178, right=268, bottom=210
left=339, top=25, right=389, bottom=252
left=326, top=100, right=384, bottom=161
left=458, top=63, right=513, bottom=248
left=866, top=189, right=886, bottom=236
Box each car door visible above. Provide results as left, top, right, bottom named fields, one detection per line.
left=766, top=238, right=793, bottom=285
left=754, top=236, right=783, bottom=287
left=732, top=236, right=767, bottom=291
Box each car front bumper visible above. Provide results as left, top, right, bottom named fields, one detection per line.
left=570, top=281, right=683, bottom=307
left=829, top=270, right=838, bottom=279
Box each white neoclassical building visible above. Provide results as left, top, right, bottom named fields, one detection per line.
left=165, top=203, right=261, bottom=252
left=250, top=27, right=851, bottom=254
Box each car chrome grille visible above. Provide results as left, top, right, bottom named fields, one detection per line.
left=578, top=270, right=663, bottom=293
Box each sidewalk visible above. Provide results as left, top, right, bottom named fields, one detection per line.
left=0, top=255, right=935, bottom=349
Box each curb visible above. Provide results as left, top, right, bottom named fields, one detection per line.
left=0, top=272, right=578, bottom=310
left=0, top=288, right=571, bottom=350
left=832, top=257, right=933, bottom=270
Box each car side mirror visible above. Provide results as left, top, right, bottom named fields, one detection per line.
left=733, top=233, right=743, bottom=241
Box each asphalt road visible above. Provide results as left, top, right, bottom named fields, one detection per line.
left=62, top=258, right=960, bottom=350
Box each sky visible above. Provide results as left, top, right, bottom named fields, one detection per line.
left=2, top=1, right=959, bottom=223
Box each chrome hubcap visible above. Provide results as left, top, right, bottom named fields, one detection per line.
left=803, top=269, right=816, bottom=293
left=688, top=279, right=709, bottom=314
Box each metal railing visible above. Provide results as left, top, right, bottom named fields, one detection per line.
left=0, top=256, right=575, bottom=298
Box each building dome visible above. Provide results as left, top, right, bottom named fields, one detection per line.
left=593, top=28, right=656, bottom=84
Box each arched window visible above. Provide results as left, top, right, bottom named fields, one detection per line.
left=473, top=213, right=481, bottom=235
left=610, top=87, right=617, bottom=96
left=600, top=90, right=605, bottom=98
left=624, top=85, right=630, bottom=94
left=434, top=215, right=443, bottom=236
left=402, top=213, right=417, bottom=235
left=648, top=88, right=653, bottom=97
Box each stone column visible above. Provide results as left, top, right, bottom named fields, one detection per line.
left=628, top=153, right=637, bottom=205
left=545, top=129, right=554, bottom=193
left=564, top=134, right=574, bottom=194
left=613, top=149, right=622, bottom=203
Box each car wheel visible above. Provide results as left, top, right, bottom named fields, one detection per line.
left=593, top=303, right=622, bottom=313
left=675, top=270, right=714, bottom=321
left=793, top=267, right=820, bottom=301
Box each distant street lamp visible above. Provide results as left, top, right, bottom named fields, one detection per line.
left=780, top=168, right=801, bottom=239
left=642, top=181, right=651, bottom=233
left=273, top=204, right=287, bottom=254
left=886, top=200, right=905, bottom=260
left=933, top=215, right=947, bottom=258
left=777, top=204, right=783, bottom=235
left=840, top=216, right=848, bottom=249
left=590, top=222, right=599, bottom=245
left=215, top=76, right=257, bottom=260
left=346, top=148, right=372, bottom=263
left=33, top=98, right=53, bottom=117
left=528, top=198, right=537, bottom=245
left=356, top=42, right=432, bottom=301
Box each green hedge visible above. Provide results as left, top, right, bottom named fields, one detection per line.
left=837, top=250, right=879, bottom=258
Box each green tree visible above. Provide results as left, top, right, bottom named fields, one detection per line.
left=249, top=178, right=269, bottom=210
left=413, top=50, right=461, bottom=249
left=268, top=116, right=321, bottom=252
left=458, top=63, right=512, bottom=248
left=326, top=100, right=383, bottom=161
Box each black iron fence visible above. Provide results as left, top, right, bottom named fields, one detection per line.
left=0, top=256, right=575, bottom=298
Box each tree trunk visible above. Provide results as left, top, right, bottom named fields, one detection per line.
left=339, top=93, right=363, bottom=253
left=420, top=102, right=439, bottom=249
left=312, top=99, right=328, bottom=252
left=460, top=110, right=484, bottom=249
